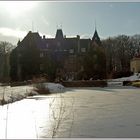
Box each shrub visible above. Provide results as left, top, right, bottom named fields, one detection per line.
left=34, top=83, right=50, bottom=94
left=0, top=99, right=7, bottom=105
left=131, top=81, right=140, bottom=87
left=123, top=81, right=132, bottom=86
left=62, top=80, right=107, bottom=87
left=112, top=71, right=133, bottom=79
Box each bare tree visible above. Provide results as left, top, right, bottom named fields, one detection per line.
left=103, top=34, right=140, bottom=78
left=0, top=41, right=15, bottom=82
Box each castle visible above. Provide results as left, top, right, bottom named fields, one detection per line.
left=10, top=28, right=106, bottom=81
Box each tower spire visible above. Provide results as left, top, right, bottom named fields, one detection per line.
left=56, top=24, right=58, bottom=29
left=32, top=21, right=34, bottom=32
left=60, top=22, right=62, bottom=29
left=95, top=19, right=97, bottom=31
left=92, top=20, right=101, bottom=46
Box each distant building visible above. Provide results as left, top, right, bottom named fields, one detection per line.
left=10, top=28, right=106, bottom=81
left=130, top=54, right=140, bottom=73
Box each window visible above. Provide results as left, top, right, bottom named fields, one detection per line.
left=40, top=64, right=44, bottom=71
left=40, top=52, right=44, bottom=57
left=69, top=49, right=74, bottom=54
left=18, top=53, right=22, bottom=57
left=81, top=48, right=86, bottom=53
left=133, top=68, right=135, bottom=73
left=46, top=43, right=49, bottom=48
left=57, top=42, right=60, bottom=46
left=93, top=54, right=97, bottom=59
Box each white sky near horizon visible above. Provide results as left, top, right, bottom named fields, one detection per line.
left=0, top=1, right=140, bottom=45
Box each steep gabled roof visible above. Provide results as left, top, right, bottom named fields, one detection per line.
left=18, top=31, right=45, bottom=49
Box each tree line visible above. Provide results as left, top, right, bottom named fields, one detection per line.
left=102, top=34, right=140, bottom=78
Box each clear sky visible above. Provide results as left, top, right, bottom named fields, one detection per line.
left=0, top=1, right=140, bottom=45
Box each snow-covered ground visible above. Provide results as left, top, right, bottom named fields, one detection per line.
left=0, top=83, right=64, bottom=105
left=0, top=85, right=34, bottom=105
left=0, top=75, right=139, bottom=105
left=107, top=73, right=140, bottom=87
left=110, top=73, right=140, bottom=82
left=36, top=82, right=65, bottom=93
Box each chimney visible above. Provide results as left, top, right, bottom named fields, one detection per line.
left=77, top=35, right=80, bottom=53
left=43, top=35, right=45, bottom=39
left=77, top=35, right=80, bottom=39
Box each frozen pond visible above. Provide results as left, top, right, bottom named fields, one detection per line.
left=0, top=86, right=140, bottom=138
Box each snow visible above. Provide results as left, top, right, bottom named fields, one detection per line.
left=1, top=87, right=140, bottom=138
left=107, top=73, right=140, bottom=87
left=0, top=85, right=34, bottom=105
left=111, top=73, right=140, bottom=82
left=1, top=76, right=139, bottom=105
left=37, top=82, right=65, bottom=93
left=107, top=81, right=123, bottom=87
left=0, top=83, right=65, bottom=105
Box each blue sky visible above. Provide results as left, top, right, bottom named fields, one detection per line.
left=0, top=1, right=140, bottom=45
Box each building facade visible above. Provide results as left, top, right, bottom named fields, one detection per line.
left=10, top=29, right=106, bottom=81
left=130, top=54, right=140, bottom=73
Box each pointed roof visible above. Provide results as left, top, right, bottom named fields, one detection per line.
left=18, top=31, right=45, bottom=49
left=55, top=29, right=63, bottom=39
left=92, top=29, right=101, bottom=46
